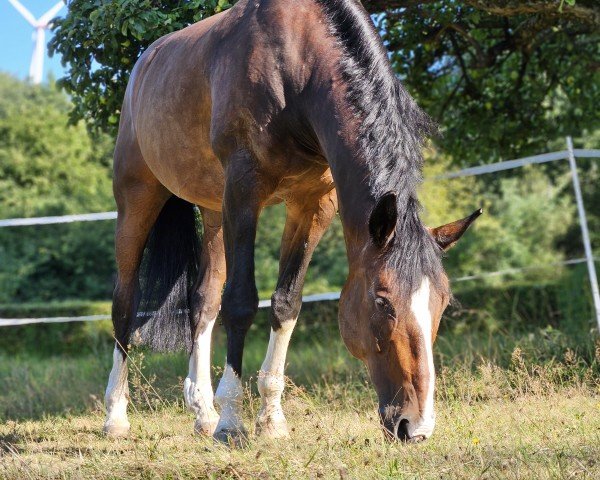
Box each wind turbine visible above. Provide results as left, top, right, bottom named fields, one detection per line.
left=7, top=0, right=65, bottom=84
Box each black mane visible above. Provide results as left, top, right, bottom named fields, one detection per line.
left=316, top=0, right=446, bottom=295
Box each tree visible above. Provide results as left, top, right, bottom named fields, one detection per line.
left=50, top=0, right=599, bottom=165
left=0, top=75, right=113, bottom=218
left=379, top=0, right=599, bottom=164
left=0, top=74, right=115, bottom=302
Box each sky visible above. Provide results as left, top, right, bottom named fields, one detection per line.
left=0, top=0, right=67, bottom=82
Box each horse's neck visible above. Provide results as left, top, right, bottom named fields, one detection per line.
left=303, top=82, right=379, bottom=253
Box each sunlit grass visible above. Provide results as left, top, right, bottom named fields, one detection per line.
left=1, top=320, right=599, bottom=478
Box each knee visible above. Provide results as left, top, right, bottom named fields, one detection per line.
left=190, top=290, right=221, bottom=329
left=270, top=289, right=302, bottom=329
left=221, top=288, right=258, bottom=333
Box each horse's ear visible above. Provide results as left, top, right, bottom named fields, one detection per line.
left=369, top=192, right=398, bottom=248
left=428, top=208, right=483, bottom=251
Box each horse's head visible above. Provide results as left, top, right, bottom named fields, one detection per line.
left=338, top=193, right=481, bottom=442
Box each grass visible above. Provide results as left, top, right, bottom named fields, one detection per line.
left=1, top=316, right=599, bottom=478
left=1, top=391, right=599, bottom=479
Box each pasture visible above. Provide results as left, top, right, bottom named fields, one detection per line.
left=1, top=300, right=598, bottom=479
left=1, top=0, right=599, bottom=478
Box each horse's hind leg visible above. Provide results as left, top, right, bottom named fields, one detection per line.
left=184, top=208, right=226, bottom=436
left=256, top=190, right=337, bottom=438
left=104, top=140, right=170, bottom=437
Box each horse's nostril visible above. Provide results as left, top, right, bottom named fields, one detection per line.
left=396, top=419, right=410, bottom=441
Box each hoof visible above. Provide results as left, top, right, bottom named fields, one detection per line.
left=103, top=421, right=130, bottom=438
left=255, top=418, right=290, bottom=439
left=194, top=417, right=220, bottom=436
left=213, top=428, right=249, bottom=448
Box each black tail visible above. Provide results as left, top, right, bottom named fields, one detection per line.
left=131, top=196, right=202, bottom=352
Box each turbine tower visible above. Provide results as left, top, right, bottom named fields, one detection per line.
left=7, top=0, right=65, bottom=84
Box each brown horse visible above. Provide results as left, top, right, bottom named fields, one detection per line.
left=103, top=0, right=480, bottom=445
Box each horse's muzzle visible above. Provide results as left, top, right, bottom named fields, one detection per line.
left=379, top=409, right=428, bottom=443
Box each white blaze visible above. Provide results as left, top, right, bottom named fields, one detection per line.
left=104, top=346, right=130, bottom=433
left=257, top=320, right=297, bottom=432
left=184, top=318, right=219, bottom=433
left=214, top=364, right=244, bottom=432
left=408, top=277, right=436, bottom=439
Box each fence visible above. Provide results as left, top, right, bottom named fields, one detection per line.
left=1, top=137, right=599, bottom=329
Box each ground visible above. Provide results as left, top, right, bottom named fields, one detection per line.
left=1, top=389, right=598, bottom=478
left=1, top=320, right=599, bottom=479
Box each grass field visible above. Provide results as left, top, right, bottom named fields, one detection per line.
left=1, top=316, right=599, bottom=479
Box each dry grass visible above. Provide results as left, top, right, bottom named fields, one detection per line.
left=1, top=376, right=599, bottom=479
left=1, top=323, right=599, bottom=479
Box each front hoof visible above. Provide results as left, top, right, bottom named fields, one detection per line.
left=256, top=418, right=290, bottom=439
left=194, top=416, right=220, bottom=436
left=103, top=421, right=130, bottom=438
left=213, top=428, right=249, bottom=448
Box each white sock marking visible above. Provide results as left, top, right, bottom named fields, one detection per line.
left=408, top=277, right=436, bottom=439
left=214, top=364, right=244, bottom=432
left=184, top=318, right=219, bottom=431
left=257, top=320, right=297, bottom=430
left=104, top=346, right=130, bottom=431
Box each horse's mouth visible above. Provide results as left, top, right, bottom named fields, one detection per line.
left=381, top=417, right=429, bottom=444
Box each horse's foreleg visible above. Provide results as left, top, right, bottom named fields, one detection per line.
left=256, top=190, right=338, bottom=438
left=104, top=177, right=169, bottom=437
left=213, top=154, right=267, bottom=446
left=184, top=208, right=225, bottom=436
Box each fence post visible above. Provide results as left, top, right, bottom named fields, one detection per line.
left=566, top=137, right=600, bottom=331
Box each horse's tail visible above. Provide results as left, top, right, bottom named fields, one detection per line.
left=131, top=195, right=202, bottom=352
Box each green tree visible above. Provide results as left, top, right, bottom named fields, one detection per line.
left=420, top=153, right=576, bottom=286
left=380, top=0, right=599, bottom=164
left=0, top=74, right=115, bottom=302
left=50, top=0, right=599, bottom=164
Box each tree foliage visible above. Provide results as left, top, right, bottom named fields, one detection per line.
left=0, top=75, right=113, bottom=217
left=50, top=0, right=232, bottom=136
left=380, top=0, right=599, bottom=164
left=50, top=0, right=598, bottom=164
left=0, top=74, right=115, bottom=302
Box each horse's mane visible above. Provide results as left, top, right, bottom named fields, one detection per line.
left=315, top=0, right=446, bottom=295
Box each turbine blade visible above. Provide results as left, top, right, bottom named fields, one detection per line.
left=39, top=1, right=65, bottom=25
left=7, top=0, right=38, bottom=26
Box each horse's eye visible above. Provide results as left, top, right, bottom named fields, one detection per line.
left=375, top=296, right=389, bottom=308
left=374, top=295, right=396, bottom=318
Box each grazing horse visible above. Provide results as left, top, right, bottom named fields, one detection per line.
left=104, top=0, right=480, bottom=444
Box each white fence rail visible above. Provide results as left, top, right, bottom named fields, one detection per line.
left=0, top=211, right=117, bottom=228
left=1, top=139, right=598, bottom=328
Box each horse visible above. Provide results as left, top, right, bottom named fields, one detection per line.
left=104, top=0, right=481, bottom=445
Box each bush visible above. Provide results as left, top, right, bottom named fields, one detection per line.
left=0, top=300, right=112, bottom=355
left=0, top=73, right=115, bottom=303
